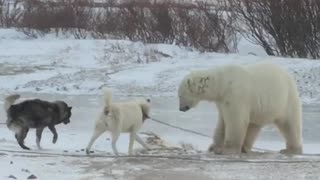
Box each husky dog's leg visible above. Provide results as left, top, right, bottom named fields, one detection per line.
left=135, top=134, right=150, bottom=150
left=85, top=127, right=106, bottom=155
left=111, top=131, right=120, bottom=156
left=48, top=125, right=58, bottom=144
left=36, top=127, right=44, bottom=150
left=16, top=128, right=30, bottom=150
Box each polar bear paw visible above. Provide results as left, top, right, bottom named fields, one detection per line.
left=221, top=147, right=241, bottom=155
left=280, top=147, right=302, bottom=155
left=241, top=146, right=252, bottom=153
left=208, top=144, right=223, bottom=154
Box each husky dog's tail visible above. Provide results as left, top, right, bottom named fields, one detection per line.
left=5, top=94, right=21, bottom=132
left=4, top=94, right=20, bottom=112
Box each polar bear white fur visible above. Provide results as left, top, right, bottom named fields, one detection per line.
left=178, top=62, right=302, bottom=155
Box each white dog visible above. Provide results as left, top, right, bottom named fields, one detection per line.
left=86, top=88, right=151, bottom=155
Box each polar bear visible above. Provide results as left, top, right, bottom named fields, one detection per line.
left=178, top=62, right=302, bottom=155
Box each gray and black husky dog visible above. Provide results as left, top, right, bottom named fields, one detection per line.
left=4, top=94, right=72, bottom=150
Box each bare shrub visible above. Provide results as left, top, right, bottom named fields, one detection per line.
left=17, top=0, right=237, bottom=52
left=0, top=0, right=23, bottom=27
left=91, top=2, right=125, bottom=39
left=228, top=0, right=320, bottom=59
left=170, top=1, right=237, bottom=52
left=19, top=0, right=94, bottom=38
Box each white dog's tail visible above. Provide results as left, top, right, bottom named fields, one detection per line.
left=4, top=94, right=20, bottom=112
left=103, top=88, right=112, bottom=107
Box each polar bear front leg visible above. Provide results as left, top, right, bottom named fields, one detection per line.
left=222, top=105, right=249, bottom=155
left=241, top=123, right=262, bottom=153
left=208, top=112, right=225, bottom=154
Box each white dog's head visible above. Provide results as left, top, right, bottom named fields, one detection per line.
left=137, top=98, right=151, bottom=121
left=178, top=73, right=201, bottom=112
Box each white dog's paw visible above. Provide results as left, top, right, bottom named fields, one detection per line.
left=85, top=148, right=92, bottom=155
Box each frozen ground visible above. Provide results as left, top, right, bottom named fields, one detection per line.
left=1, top=94, right=320, bottom=180
left=1, top=29, right=320, bottom=179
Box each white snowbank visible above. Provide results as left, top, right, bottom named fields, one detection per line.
left=0, top=29, right=320, bottom=104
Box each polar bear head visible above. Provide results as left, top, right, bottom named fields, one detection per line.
left=178, top=73, right=201, bottom=112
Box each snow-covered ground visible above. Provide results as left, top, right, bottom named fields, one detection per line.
left=1, top=29, right=320, bottom=179
left=1, top=29, right=320, bottom=104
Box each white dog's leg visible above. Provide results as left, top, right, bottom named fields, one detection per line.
left=135, top=134, right=150, bottom=150
left=128, top=132, right=136, bottom=155
left=111, top=131, right=120, bottom=156
left=86, top=127, right=105, bottom=155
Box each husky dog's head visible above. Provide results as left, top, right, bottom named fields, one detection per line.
left=56, top=101, right=72, bottom=125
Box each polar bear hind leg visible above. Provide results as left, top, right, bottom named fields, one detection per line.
left=276, top=93, right=302, bottom=155
left=276, top=118, right=302, bottom=154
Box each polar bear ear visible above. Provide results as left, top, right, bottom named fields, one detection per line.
left=187, top=78, right=195, bottom=93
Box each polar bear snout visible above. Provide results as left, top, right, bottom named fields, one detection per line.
left=179, top=106, right=190, bottom=112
